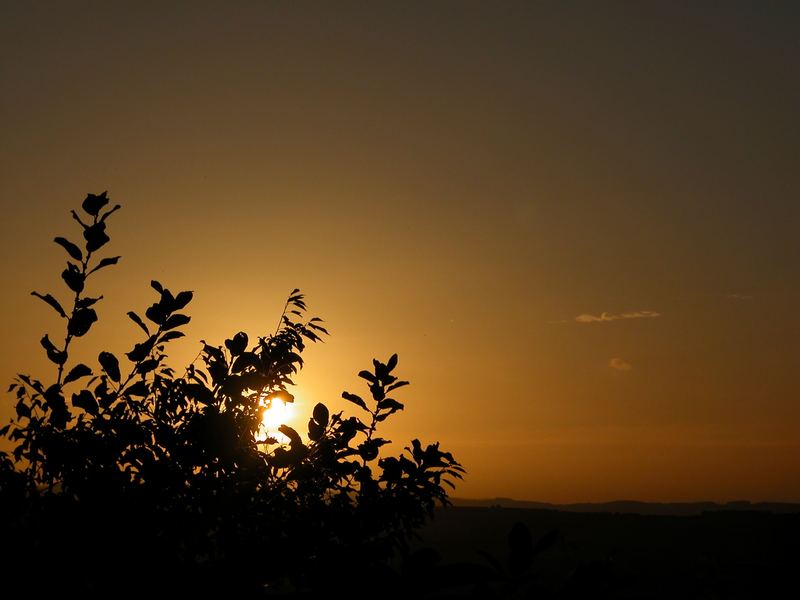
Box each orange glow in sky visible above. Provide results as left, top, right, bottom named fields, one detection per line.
left=1, top=2, right=798, bottom=503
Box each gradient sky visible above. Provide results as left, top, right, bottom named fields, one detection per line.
left=1, top=1, right=798, bottom=502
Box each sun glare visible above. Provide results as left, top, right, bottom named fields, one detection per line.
left=262, top=399, right=293, bottom=430
left=256, top=397, right=295, bottom=445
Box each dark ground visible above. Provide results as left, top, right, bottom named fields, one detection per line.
left=403, top=505, right=800, bottom=598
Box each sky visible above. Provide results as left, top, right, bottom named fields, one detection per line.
left=1, top=1, right=798, bottom=503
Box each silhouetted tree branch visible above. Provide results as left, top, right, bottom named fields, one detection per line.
left=0, top=192, right=464, bottom=595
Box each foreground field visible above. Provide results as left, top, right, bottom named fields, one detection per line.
left=406, top=505, right=800, bottom=598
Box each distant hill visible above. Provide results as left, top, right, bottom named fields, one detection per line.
left=452, top=497, right=800, bottom=515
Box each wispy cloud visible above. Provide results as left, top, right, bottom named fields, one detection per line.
left=575, top=310, right=661, bottom=323
left=609, top=358, right=632, bottom=371
left=727, top=293, right=753, bottom=301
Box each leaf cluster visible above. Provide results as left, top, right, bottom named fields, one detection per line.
left=0, top=193, right=463, bottom=594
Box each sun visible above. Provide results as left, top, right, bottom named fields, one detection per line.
left=262, top=398, right=294, bottom=430
left=256, top=395, right=295, bottom=444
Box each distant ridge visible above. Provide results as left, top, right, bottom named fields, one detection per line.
left=451, top=497, right=800, bottom=515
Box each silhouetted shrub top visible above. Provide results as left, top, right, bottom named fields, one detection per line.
left=0, top=192, right=463, bottom=595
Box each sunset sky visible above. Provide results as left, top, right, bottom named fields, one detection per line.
left=1, top=1, right=798, bottom=503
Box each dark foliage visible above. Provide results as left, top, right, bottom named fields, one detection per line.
left=0, top=193, right=463, bottom=595
left=410, top=506, right=800, bottom=599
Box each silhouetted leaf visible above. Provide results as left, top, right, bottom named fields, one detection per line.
left=137, top=359, right=159, bottom=374
left=231, top=352, right=260, bottom=373
left=370, top=384, right=385, bottom=402
left=313, top=403, right=329, bottom=427
left=163, top=313, right=190, bottom=330
left=93, top=378, right=112, bottom=409
left=410, top=439, right=423, bottom=460
left=17, top=374, right=43, bottom=394
left=302, top=330, right=321, bottom=342
left=150, top=280, right=163, bottom=293
left=225, top=331, right=248, bottom=356
left=387, top=353, right=398, bottom=371
left=342, top=392, right=367, bottom=410
left=72, top=390, right=98, bottom=416
left=83, top=222, right=110, bottom=252
left=61, top=262, right=84, bottom=293
left=15, top=399, right=31, bottom=419
left=185, top=382, right=213, bottom=405
left=202, top=342, right=225, bottom=362
left=125, top=381, right=148, bottom=397
left=40, top=334, right=67, bottom=365
left=54, top=237, right=82, bottom=261
left=271, top=389, right=295, bottom=404
left=70, top=209, right=88, bottom=229
left=308, top=418, right=324, bottom=441
left=204, top=345, right=229, bottom=384
left=378, top=398, right=404, bottom=413
left=159, top=331, right=185, bottom=343
left=308, top=321, right=330, bottom=335
left=77, top=296, right=103, bottom=309
left=358, top=370, right=376, bottom=383
left=98, top=351, right=121, bottom=382
left=278, top=425, right=303, bottom=448
left=160, top=288, right=176, bottom=307
left=81, top=191, right=109, bottom=216
left=127, top=311, right=149, bottom=335
left=145, top=303, right=167, bottom=325
left=67, top=308, right=97, bottom=337
left=44, top=384, right=69, bottom=428
left=31, top=291, right=67, bottom=318
left=358, top=439, right=382, bottom=461
left=99, top=203, right=121, bottom=222
left=173, top=290, right=193, bottom=310
left=63, top=363, right=92, bottom=384
left=88, top=255, right=120, bottom=275
left=126, top=335, right=157, bottom=362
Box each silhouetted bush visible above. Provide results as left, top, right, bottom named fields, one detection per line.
left=0, top=192, right=463, bottom=595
